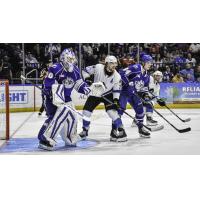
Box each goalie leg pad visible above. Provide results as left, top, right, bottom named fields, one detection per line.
left=60, top=110, right=80, bottom=146
left=43, top=105, right=79, bottom=146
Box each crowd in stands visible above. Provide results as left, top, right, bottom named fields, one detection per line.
left=1, top=43, right=200, bottom=84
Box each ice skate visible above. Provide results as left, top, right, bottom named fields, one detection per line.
left=117, top=127, right=128, bottom=142
left=110, top=128, right=118, bottom=142
left=146, top=116, right=158, bottom=126
left=139, top=127, right=151, bottom=138
left=79, top=127, right=88, bottom=140
left=38, top=140, right=54, bottom=151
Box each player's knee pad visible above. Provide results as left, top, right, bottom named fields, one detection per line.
left=106, top=109, right=120, bottom=121
left=107, top=110, right=123, bottom=128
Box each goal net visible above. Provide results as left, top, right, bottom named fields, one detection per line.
left=0, top=80, right=9, bottom=140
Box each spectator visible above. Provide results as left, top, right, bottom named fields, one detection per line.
left=172, top=73, right=184, bottom=83
left=180, top=63, right=195, bottom=82
left=185, top=74, right=194, bottom=83
left=162, top=66, right=174, bottom=82
left=82, top=44, right=93, bottom=56
left=189, top=43, right=200, bottom=54
left=194, top=65, right=200, bottom=82
left=0, top=57, right=13, bottom=83
left=45, top=43, right=61, bottom=58
left=153, top=53, right=163, bottom=71
left=185, top=53, right=196, bottom=67
left=25, top=52, right=39, bottom=68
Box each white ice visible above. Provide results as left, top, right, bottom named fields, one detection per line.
left=0, top=108, right=200, bottom=154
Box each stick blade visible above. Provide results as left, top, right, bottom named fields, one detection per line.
left=183, top=118, right=191, bottom=122
left=146, top=125, right=164, bottom=132
left=178, top=127, right=191, bottom=133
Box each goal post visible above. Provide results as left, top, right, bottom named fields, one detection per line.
left=0, top=80, right=10, bottom=140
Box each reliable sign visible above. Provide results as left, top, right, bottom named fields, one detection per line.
left=160, top=83, right=200, bottom=102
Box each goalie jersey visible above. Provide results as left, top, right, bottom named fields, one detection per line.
left=119, top=63, right=150, bottom=94
left=82, top=64, right=122, bottom=99
left=44, top=63, right=90, bottom=102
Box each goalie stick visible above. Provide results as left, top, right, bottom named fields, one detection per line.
left=134, top=92, right=191, bottom=133
left=149, top=91, right=191, bottom=123
left=101, top=95, right=164, bottom=132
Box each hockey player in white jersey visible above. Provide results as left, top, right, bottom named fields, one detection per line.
left=132, top=70, right=164, bottom=127
left=79, top=55, right=127, bottom=142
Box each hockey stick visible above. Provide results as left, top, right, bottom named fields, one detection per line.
left=20, top=75, right=85, bottom=119
left=134, top=92, right=191, bottom=133
left=149, top=91, right=191, bottom=122
left=101, top=95, right=164, bottom=132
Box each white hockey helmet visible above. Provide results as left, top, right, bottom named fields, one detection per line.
left=153, top=70, right=163, bottom=77
left=105, top=55, right=118, bottom=73
left=153, top=70, right=163, bottom=82
left=60, top=48, right=77, bottom=72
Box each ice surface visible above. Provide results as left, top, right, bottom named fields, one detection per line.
left=0, top=109, right=199, bottom=154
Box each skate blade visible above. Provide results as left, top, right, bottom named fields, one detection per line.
left=117, top=138, right=128, bottom=142
left=38, top=143, right=54, bottom=151
left=110, top=137, right=118, bottom=142
left=139, top=134, right=151, bottom=138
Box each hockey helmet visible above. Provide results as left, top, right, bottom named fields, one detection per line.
left=105, top=55, right=118, bottom=73
left=60, top=48, right=77, bottom=72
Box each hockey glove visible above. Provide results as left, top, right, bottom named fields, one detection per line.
left=138, top=92, right=152, bottom=102
left=157, top=98, right=166, bottom=107
left=113, top=98, right=121, bottom=110
left=85, top=77, right=93, bottom=86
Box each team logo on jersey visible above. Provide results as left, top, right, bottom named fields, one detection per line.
left=135, top=80, right=144, bottom=91
left=63, top=77, right=74, bottom=88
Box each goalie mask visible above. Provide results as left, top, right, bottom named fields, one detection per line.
left=60, top=48, right=77, bottom=72
left=104, top=55, right=118, bottom=76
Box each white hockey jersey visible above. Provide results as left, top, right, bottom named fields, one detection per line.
left=149, top=76, right=160, bottom=97
left=82, top=64, right=122, bottom=99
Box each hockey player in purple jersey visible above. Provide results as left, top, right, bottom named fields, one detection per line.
left=37, top=48, right=92, bottom=150
left=119, top=54, right=153, bottom=138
